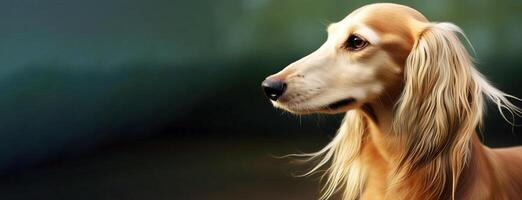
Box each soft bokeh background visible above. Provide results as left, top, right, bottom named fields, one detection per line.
left=0, top=0, right=521, bottom=199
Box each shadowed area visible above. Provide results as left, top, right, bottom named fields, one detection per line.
left=0, top=137, right=326, bottom=200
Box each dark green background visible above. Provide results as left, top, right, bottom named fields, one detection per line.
left=0, top=0, right=521, bottom=199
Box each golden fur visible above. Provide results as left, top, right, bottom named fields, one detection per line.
left=263, top=3, right=522, bottom=200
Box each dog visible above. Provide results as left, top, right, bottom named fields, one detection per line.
left=261, top=3, right=522, bottom=200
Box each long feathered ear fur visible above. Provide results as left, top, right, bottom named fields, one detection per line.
left=299, top=22, right=520, bottom=200
left=391, top=22, right=521, bottom=199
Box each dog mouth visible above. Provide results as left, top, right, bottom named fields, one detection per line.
left=325, top=98, right=356, bottom=109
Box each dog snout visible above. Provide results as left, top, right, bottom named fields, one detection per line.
left=261, top=79, right=287, bottom=101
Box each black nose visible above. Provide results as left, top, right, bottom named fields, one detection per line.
left=261, top=79, right=287, bottom=101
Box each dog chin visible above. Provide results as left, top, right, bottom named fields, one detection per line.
left=272, top=98, right=357, bottom=114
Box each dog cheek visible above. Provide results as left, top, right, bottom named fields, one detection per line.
left=369, top=83, right=384, bottom=97
left=350, top=87, right=369, bottom=101
left=350, top=67, right=378, bottom=84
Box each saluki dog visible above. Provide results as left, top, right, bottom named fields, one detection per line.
left=261, top=3, right=522, bottom=200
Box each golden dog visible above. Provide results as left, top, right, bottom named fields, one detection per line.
left=262, top=3, right=522, bottom=200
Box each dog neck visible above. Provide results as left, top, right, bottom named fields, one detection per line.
left=359, top=100, right=400, bottom=161
left=357, top=102, right=397, bottom=199
left=357, top=101, right=439, bottom=199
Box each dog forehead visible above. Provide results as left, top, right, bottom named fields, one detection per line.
left=341, top=3, right=428, bottom=40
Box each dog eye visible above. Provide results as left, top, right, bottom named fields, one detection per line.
left=345, top=35, right=368, bottom=51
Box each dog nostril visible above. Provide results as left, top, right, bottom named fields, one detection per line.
left=261, top=79, right=287, bottom=101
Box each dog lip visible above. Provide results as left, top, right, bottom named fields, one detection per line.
left=327, top=98, right=356, bottom=109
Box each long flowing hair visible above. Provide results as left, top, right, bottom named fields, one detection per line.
left=299, top=22, right=521, bottom=200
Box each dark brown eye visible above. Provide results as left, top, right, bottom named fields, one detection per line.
left=345, top=35, right=368, bottom=50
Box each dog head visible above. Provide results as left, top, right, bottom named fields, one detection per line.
left=262, top=3, right=428, bottom=114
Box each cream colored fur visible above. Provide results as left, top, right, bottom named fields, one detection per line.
left=264, top=3, right=522, bottom=200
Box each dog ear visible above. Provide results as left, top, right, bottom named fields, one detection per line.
left=392, top=22, right=482, bottom=199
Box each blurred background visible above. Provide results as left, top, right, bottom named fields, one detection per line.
left=0, top=0, right=521, bottom=199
